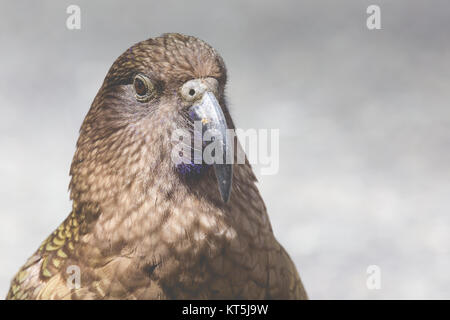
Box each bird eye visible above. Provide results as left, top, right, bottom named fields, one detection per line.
left=133, top=74, right=154, bottom=102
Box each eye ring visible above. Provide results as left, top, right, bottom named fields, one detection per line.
left=133, top=74, right=154, bottom=102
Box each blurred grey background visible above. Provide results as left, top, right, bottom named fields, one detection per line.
left=1, top=0, right=450, bottom=299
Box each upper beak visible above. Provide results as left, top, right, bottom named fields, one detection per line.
left=189, top=92, right=233, bottom=203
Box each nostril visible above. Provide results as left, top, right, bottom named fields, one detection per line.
left=181, top=79, right=213, bottom=101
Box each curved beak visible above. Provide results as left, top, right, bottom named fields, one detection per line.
left=189, top=92, right=233, bottom=203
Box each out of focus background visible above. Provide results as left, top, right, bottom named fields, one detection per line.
left=1, top=0, right=450, bottom=299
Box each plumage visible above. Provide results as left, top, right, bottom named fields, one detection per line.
left=6, top=33, right=307, bottom=300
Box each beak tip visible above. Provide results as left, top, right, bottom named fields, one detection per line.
left=214, top=164, right=233, bottom=204
left=219, top=186, right=231, bottom=203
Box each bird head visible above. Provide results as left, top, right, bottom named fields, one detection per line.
left=69, top=33, right=235, bottom=209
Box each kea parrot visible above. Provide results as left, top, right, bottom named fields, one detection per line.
left=6, top=33, right=307, bottom=300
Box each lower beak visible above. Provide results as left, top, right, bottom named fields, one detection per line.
left=189, top=92, right=233, bottom=203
